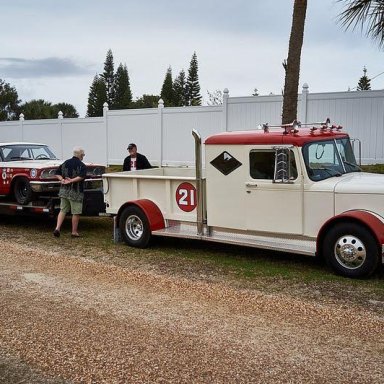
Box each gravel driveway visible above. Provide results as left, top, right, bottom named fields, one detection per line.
left=0, top=238, right=383, bottom=384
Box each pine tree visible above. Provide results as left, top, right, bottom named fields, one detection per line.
left=113, top=64, right=132, bottom=109
left=160, top=67, right=175, bottom=106
left=101, top=49, right=115, bottom=107
left=186, top=52, right=202, bottom=106
left=357, top=66, right=371, bottom=91
left=173, top=69, right=188, bottom=106
left=86, top=75, right=107, bottom=117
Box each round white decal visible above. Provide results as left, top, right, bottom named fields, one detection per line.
left=176, top=182, right=197, bottom=212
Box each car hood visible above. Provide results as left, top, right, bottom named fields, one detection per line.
left=334, top=172, right=384, bottom=194
left=2, top=160, right=102, bottom=169
left=2, top=160, right=63, bottom=169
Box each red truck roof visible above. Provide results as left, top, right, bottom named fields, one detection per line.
left=205, top=128, right=349, bottom=147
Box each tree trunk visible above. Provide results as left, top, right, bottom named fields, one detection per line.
left=282, top=0, right=307, bottom=124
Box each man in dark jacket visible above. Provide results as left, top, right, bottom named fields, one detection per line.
left=53, top=146, right=87, bottom=238
left=123, top=143, right=151, bottom=171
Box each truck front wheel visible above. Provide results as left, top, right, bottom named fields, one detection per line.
left=323, top=223, right=380, bottom=278
left=119, top=206, right=151, bottom=248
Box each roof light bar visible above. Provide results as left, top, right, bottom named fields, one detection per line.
left=258, top=117, right=342, bottom=134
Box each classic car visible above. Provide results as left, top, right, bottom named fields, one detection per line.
left=0, top=142, right=105, bottom=205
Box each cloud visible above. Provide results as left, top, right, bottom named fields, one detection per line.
left=0, top=57, right=93, bottom=79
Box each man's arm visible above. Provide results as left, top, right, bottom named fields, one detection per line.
left=123, top=156, right=130, bottom=171
left=141, top=154, right=152, bottom=169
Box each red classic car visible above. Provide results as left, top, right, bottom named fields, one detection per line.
left=0, top=142, right=105, bottom=205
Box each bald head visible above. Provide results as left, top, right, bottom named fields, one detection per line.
left=73, top=146, right=85, bottom=159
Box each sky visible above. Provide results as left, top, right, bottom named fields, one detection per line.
left=1, top=0, right=383, bottom=117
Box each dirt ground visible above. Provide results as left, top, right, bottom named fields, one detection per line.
left=0, top=222, right=383, bottom=383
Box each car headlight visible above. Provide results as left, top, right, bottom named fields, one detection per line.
left=30, top=168, right=37, bottom=178
left=40, top=169, right=58, bottom=179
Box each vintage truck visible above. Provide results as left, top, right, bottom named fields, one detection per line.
left=102, top=120, right=384, bottom=278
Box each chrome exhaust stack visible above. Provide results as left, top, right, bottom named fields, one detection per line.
left=192, top=129, right=204, bottom=236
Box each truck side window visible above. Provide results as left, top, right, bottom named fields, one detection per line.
left=249, top=150, right=275, bottom=179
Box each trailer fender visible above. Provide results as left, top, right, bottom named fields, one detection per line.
left=117, top=199, right=165, bottom=232
left=317, top=210, right=384, bottom=257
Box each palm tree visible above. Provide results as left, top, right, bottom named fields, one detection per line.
left=282, top=0, right=308, bottom=125
left=338, top=0, right=384, bottom=48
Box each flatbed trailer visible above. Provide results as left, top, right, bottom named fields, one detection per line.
left=0, top=189, right=105, bottom=217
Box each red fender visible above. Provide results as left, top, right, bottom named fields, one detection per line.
left=317, top=210, right=384, bottom=251
left=119, top=199, right=165, bottom=231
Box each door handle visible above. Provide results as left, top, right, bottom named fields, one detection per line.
left=245, top=182, right=258, bottom=187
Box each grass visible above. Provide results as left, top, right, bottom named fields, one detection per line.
left=361, top=164, right=384, bottom=173
left=106, top=165, right=123, bottom=173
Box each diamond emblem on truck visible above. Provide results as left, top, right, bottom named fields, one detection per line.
left=210, top=151, right=242, bottom=175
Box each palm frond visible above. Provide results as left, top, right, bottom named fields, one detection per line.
left=337, top=0, right=384, bottom=47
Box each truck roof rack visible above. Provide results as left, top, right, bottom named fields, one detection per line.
left=259, top=118, right=343, bottom=134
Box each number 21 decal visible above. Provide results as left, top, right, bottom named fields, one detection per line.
left=176, top=182, right=197, bottom=212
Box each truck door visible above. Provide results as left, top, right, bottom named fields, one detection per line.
left=245, top=148, right=303, bottom=234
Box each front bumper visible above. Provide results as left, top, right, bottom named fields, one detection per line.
left=30, top=178, right=103, bottom=193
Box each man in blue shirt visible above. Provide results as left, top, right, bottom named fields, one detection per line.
left=53, top=146, right=87, bottom=238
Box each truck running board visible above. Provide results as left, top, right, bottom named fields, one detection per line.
left=152, top=222, right=316, bottom=256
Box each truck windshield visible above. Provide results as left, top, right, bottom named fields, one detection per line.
left=302, top=138, right=360, bottom=181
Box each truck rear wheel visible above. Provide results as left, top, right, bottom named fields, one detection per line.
left=323, top=223, right=379, bottom=278
left=119, top=206, right=151, bottom=248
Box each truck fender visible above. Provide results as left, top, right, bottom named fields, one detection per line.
left=317, top=210, right=384, bottom=256
left=117, top=199, right=165, bottom=231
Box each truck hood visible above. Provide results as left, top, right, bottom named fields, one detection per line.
left=334, top=172, right=384, bottom=194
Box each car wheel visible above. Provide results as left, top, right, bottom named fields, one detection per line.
left=323, top=223, right=380, bottom=278
left=13, top=177, right=34, bottom=205
left=119, top=206, right=151, bottom=248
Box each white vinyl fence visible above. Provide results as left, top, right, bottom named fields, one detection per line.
left=1, top=84, right=383, bottom=165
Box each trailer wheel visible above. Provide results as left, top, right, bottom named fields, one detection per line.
left=119, top=206, right=151, bottom=248
left=323, top=223, right=379, bottom=278
left=13, top=177, right=34, bottom=205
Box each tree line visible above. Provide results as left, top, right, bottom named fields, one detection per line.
left=87, top=50, right=202, bottom=117
left=0, top=50, right=202, bottom=120
left=0, top=79, right=79, bottom=120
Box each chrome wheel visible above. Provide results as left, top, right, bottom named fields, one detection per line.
left=334, top=234, right=366, bottom=270
left=119, top=206, right=151, bottom=248
left=125, top=214, right=144, bottom=241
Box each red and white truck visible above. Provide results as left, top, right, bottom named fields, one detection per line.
left=102, top=121, right=384, bottom=278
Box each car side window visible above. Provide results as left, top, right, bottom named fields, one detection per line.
left=249, top=150, right=275, bottom=179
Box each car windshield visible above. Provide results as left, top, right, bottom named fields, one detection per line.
left=302, top=137, right=360, bottom=181
left=0, top=144, right=58, bottom=161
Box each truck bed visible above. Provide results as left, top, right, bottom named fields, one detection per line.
left=103, top=168, right=204, bottom=222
